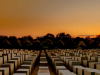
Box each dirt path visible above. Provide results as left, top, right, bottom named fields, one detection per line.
left=30, top=65, right=39, bottom=75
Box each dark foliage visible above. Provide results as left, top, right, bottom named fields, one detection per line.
left=0, top=33, right=100, bottom=50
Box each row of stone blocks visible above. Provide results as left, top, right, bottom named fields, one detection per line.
left=48, top=49, right=100, bottom=60
left=60, top=55, right=100, bottom=74
left=0, top=49, right=39, bottom=66
left=73, top=65, right=100, bottom=75
left=48, top=49, right=100, bottom=75
left=38, top=51, right=50, bottom=75
left=13, top=55, right=38, bottom=75
left=46, top=51, right=76, bottom=75
left=52, top=50, right=100, bottom=66
left=0, top=49, right=40, bottom=75
left=60, top=56, right=100, bottom=68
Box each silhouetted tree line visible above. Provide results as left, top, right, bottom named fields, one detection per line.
left=0, top=33, right=100, bottom=50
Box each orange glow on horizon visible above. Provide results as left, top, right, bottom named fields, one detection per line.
left=0, top=0, right=100, bottom=38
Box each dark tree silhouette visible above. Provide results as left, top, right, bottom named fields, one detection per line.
left=78, top=41, right=86, bottom=49
left=23, top=39, right=32, bottom=49
left=32, top=40, right=42, bottom=50
left=0, top=33, right=100, bottom=50
left=2, top=39, right=12, bottom=49
left=56, top=40, right=64, bottom=49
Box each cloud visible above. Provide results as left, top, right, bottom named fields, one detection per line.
left=79, top=35, right=96, bottom=36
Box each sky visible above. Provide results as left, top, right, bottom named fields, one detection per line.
left=0, top=0, right=100, bottom=39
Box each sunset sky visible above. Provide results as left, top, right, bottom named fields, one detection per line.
left=0, top=0, right=100, bottom=39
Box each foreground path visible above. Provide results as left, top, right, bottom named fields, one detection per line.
left=31, top=51, right=56, bottom=75
left=48, top=65, right=56, bottom=75
left=31, top=64, right=56, bottom=75
left=31, top=64, right=39, bottom=75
